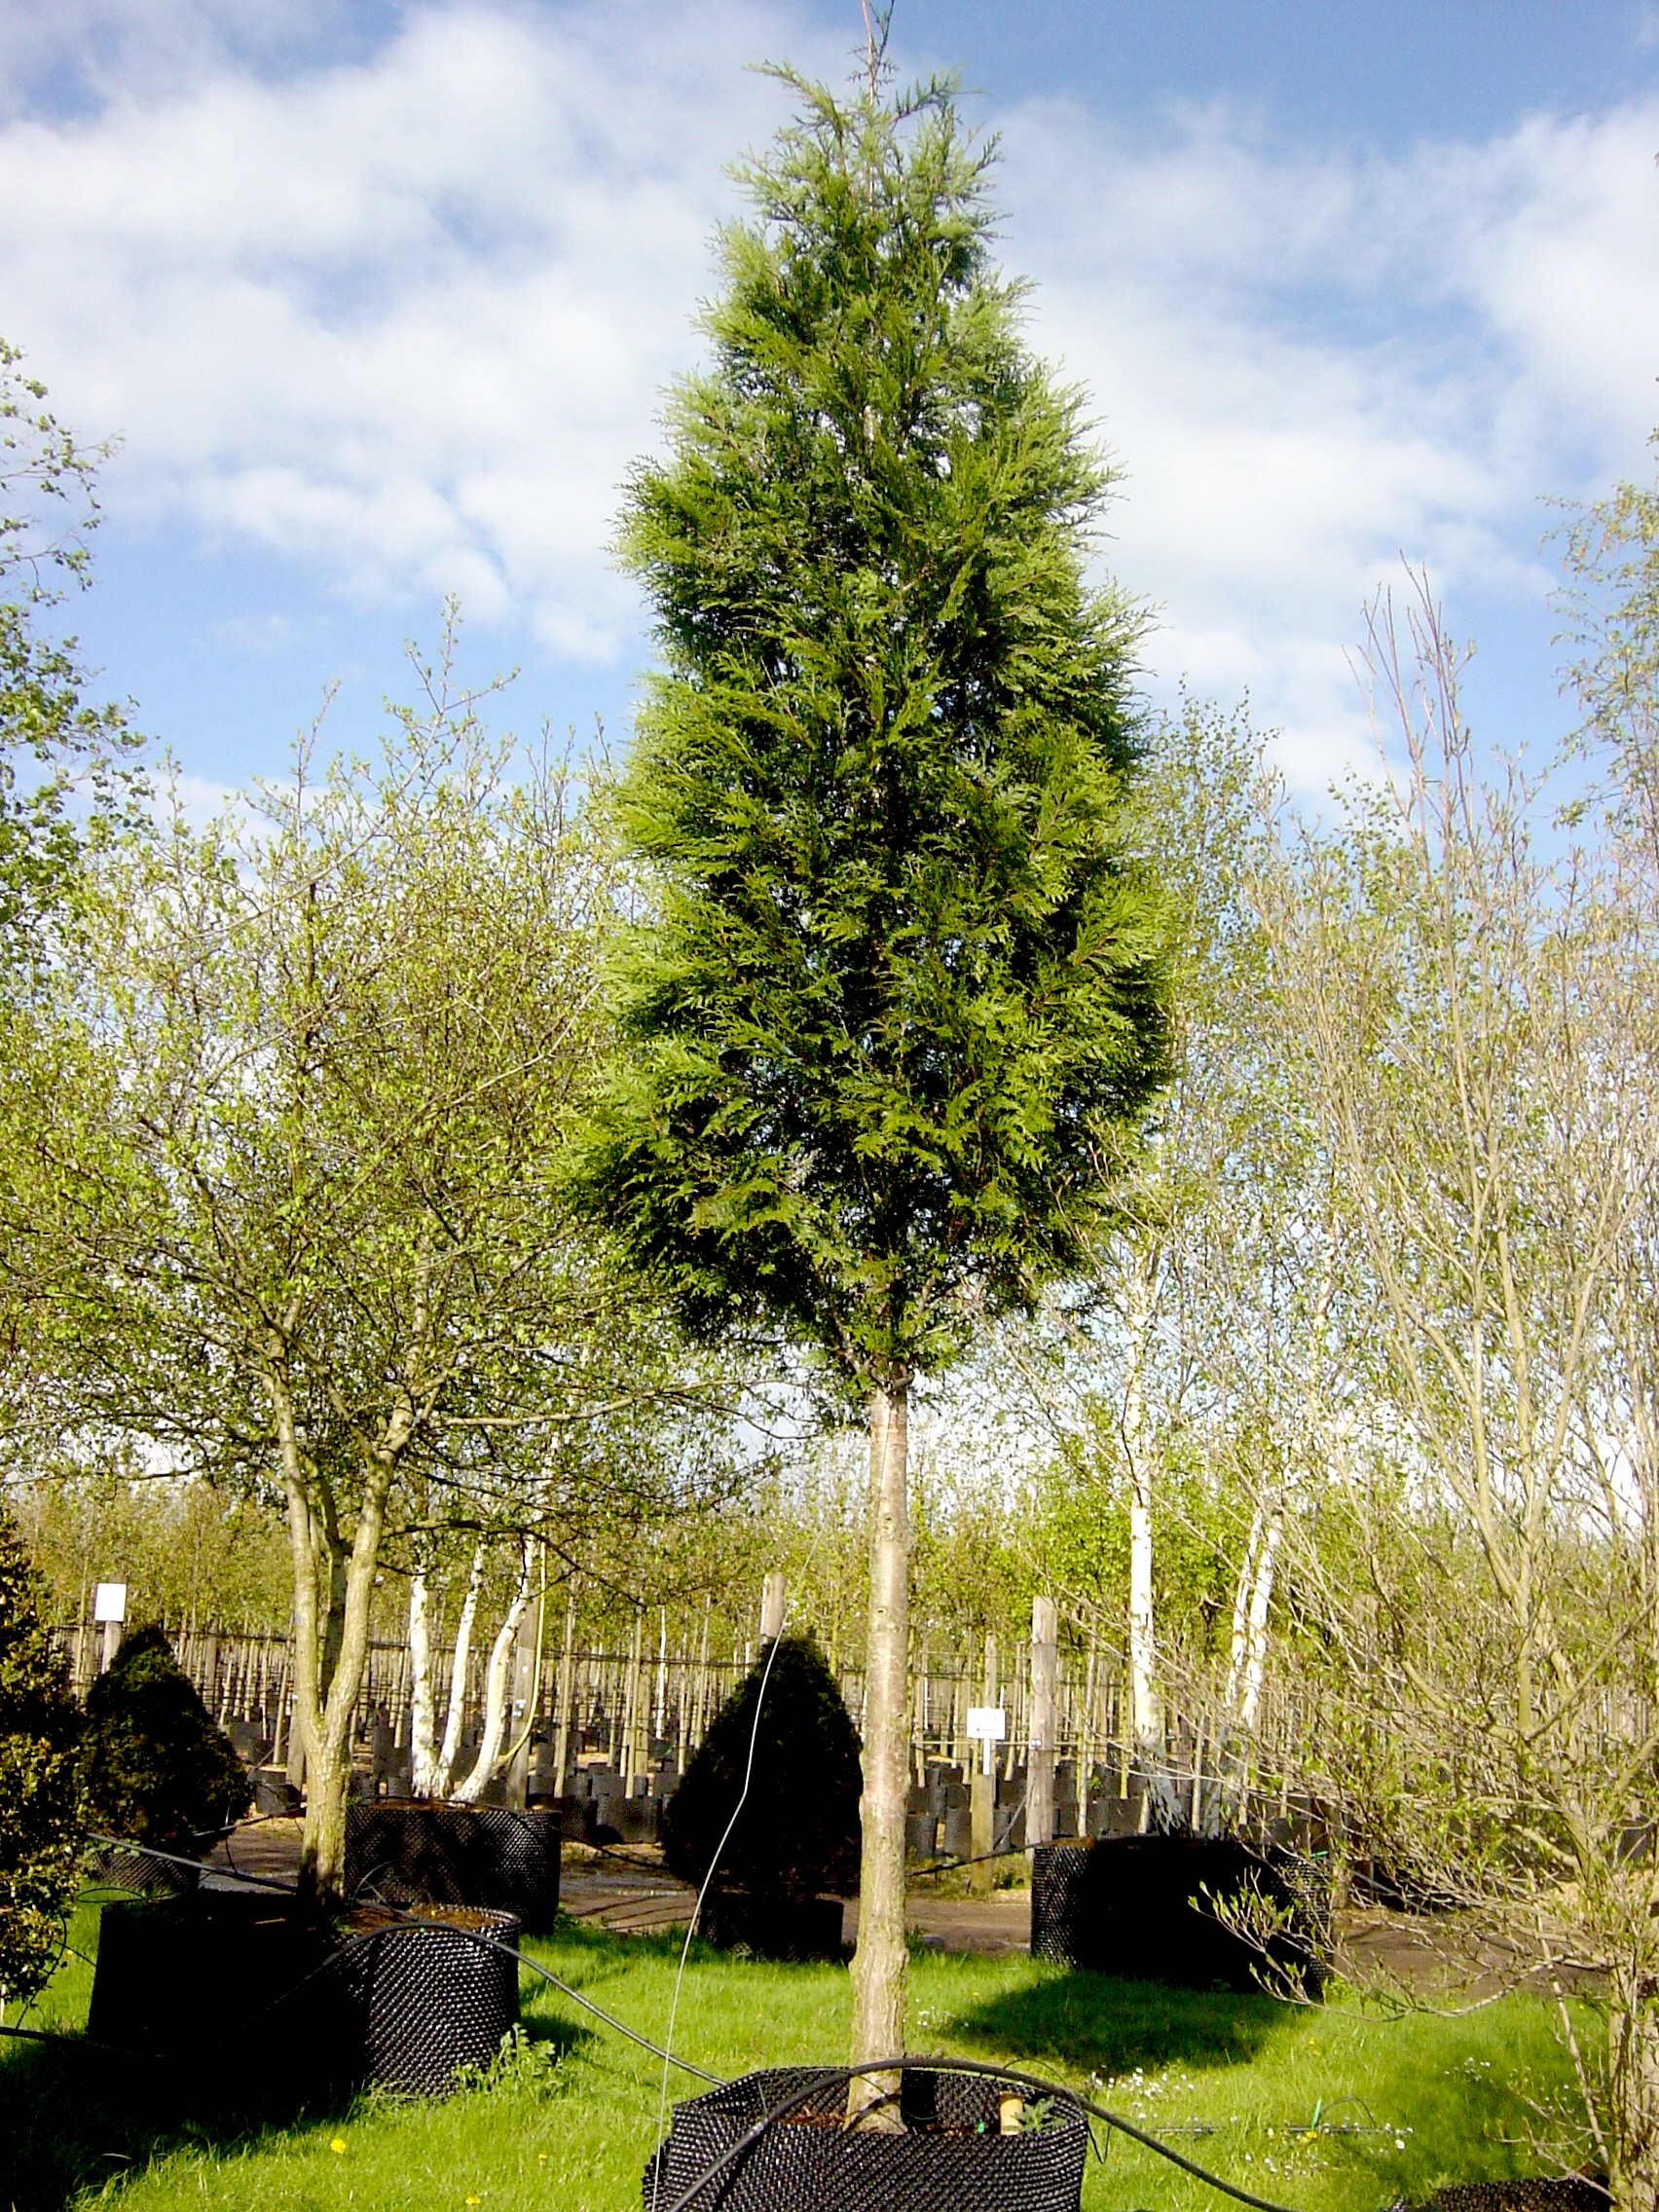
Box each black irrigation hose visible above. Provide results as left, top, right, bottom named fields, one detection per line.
left=65, top=1837, right=1307, bottom=2212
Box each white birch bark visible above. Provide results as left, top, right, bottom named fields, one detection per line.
left=435, top=1540, right=485, bottom=1792
left=1122, top=1258, right=1166, bottom=1822
left=408, top=1561, right=440, bottom=1798
left=1237, top=1506, right=1282, bottom=1732
left=453, top=1537, right=536, bottom=1802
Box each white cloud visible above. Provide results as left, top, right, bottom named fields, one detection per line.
left=0, top=4, right=832, bottom=654
left=0, top=3, right=1655, bottom=782
left=998, top=94, right=1659, bottom=769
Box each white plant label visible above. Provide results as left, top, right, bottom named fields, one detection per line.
left=92, top=1582, right=128, bottom=1623
left=966, top=1706, right=1006, bottom=1742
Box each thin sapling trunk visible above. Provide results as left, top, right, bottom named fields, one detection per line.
left=848, top=1378, right=910, bottom=2120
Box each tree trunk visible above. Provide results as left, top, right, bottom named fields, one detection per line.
left=1237, top=1507, right=1282, bottom=1733
left=453, top=1538, right=536, bottom=1802
left=1123, top=1264, right=1165, bottom=1824
left=1606, top=1945, right=1659, bottom=2210
left=301, top=1478, right=393, bottom=1898
left=436, top=1540, right=485, bottom=1792
left=408, top=1562, right=440, bottom=1797
left=848, top=1376, right=910, bottom=2122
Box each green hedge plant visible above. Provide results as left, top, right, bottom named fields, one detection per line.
left=662, top=1636, right=862, bottom=1907
left=80, top=1624, right=250, bottom=1858
left=0, top=1505, right=84, bottom=2006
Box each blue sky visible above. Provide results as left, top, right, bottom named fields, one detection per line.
left=4, top=0, right=1658, bottom=797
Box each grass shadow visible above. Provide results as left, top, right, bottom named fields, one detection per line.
left=0, top=1904, right=602, bottom=2212
left=945, top=1964, right=1289, bottom=2076
left=1, top=2023, right=368, bottom=2212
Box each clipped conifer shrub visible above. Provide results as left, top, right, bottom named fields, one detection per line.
left=662, top=1635, right=861, bottom=1907
left=0, top=1506, right=85, bottom=2003
left=81, top=1623, right=250, bottom=1856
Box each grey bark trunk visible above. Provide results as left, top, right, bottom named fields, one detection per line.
left=848, top=1377, right=910, bottom=2122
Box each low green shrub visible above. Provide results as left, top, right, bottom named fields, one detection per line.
left=661, top=1633, right=861, bottom=1903
left=0, top=1504, right=85, bottom=2004
left=80, top=1624, right=249, bottom=1855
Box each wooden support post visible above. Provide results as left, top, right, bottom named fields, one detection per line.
left=1027, top=1595, right=1057, bottom=1854
left=970, top=1632, right=998, bottom=1891
left=759, top=1571, right=787, bottom=1644
left=623, top=1610, right=645, bottom=1796
left=552, top=1593, right=577, bottom=1797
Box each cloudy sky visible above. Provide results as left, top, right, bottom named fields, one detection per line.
left=4, top=0, right=1658, bottom=792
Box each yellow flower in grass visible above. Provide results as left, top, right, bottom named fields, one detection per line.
left=328, top=2138, right=348, bottom=2156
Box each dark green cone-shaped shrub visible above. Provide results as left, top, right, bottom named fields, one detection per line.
left=662, top=1635, right=862, bottom=1905
left=0, top=1506, right=85, bottom=2003
left=81, top=1623, right=249, bottom=1856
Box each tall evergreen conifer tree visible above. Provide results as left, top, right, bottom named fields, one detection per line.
left=582, top=38, right=1168, bottom=2099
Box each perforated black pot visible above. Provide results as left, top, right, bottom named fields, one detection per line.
left=329, top=1905, right=521, bottom=2096
left=644, top=2066, right=1088, bottom=2212
left=83, top=1841, right=201, bottom=1899
left=345, top=1801, right=561, bottom=1932
left=696, top=1891, right=845, bottom=1962
left=1430, top=2184, right=1606, bottom=2212
left=1030, top=1836, right=1326, bottom=1993
left=87, top=1892, right=519, bottom=2102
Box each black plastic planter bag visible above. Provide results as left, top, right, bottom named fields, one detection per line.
left=1432, top=2186, right=1606, bottom=2212
left=696, top=1892, right=844, bottom=1962
left=643, top=2066, right=1088, bottom=2212
left=88, top=1893, right=519, bottom=2102
left=329, top=1905, right=520, bottom=2096
left=83, top=1840, right=201, bottom=1899
left=1031, top=1836, right=1326, bottom=1993
left=345, top=1801, right=562, bottom=1932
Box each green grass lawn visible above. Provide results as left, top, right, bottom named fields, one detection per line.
left=1, top=1899, right=1592, bottom=2212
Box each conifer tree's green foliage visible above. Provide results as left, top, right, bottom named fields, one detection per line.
left=661, top=1636, right=862, bottom=1905
left=582, top=53, right=1168, bottom=2081
left=582, top=69, right=1168, bottom=1390
left=80, top=1624, right=249, bottom=1856
left=0, top=1502, right=84, bottom=2003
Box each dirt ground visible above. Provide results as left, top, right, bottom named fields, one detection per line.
left=202, top=1823, right=1580, bottom=1993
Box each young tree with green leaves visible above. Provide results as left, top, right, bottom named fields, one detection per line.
left=0, top=338, right=139, bottom=969
left=2, top=634, right=716, bottom=1899
left=579, top=53, right=1167, bottom=2094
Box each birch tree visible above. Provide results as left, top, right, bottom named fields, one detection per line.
left=1272, top=580, right=1659, bottom=2205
